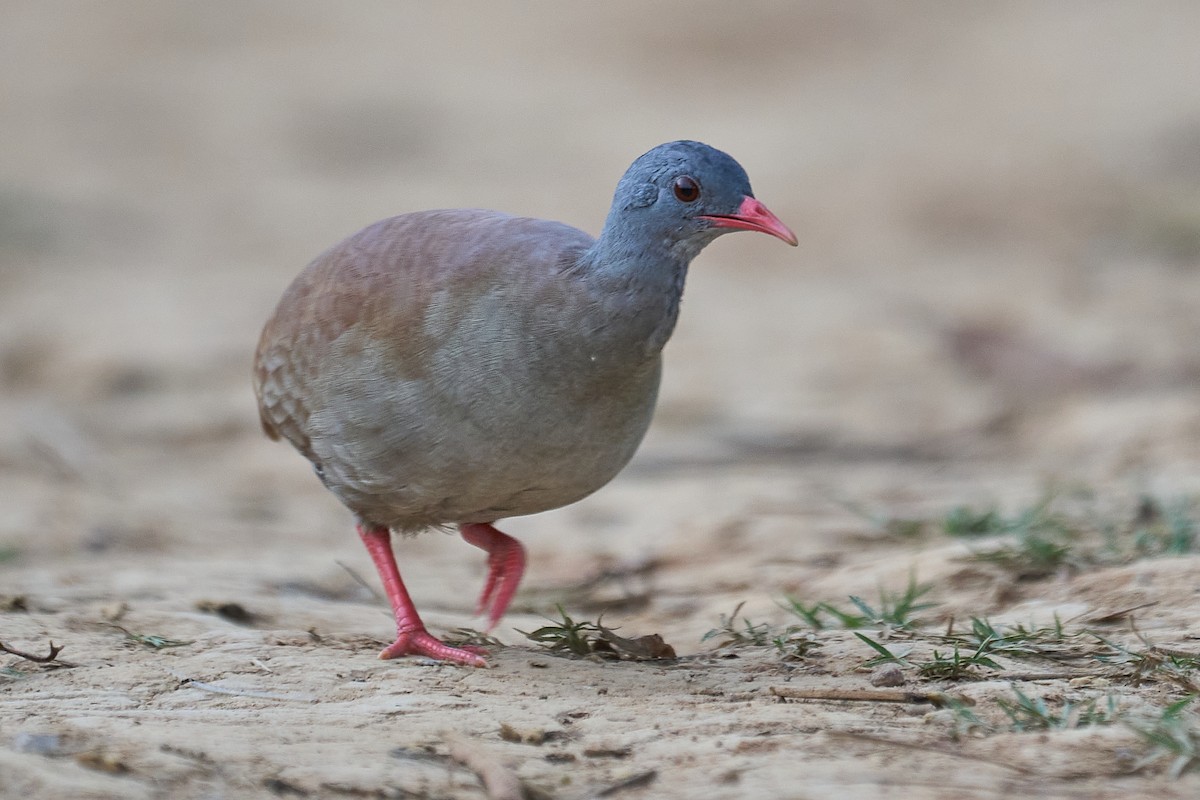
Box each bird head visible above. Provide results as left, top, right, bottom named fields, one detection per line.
left=603, top=140, right=797, bottom=262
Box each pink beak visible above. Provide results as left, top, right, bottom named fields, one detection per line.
left=699, top=196, right=798, bottom=246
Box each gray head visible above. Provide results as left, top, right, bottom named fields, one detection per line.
left=597, top=140, right=797, bottom=264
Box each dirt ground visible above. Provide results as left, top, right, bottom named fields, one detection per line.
left=5, top=3, right=1200, bottom=798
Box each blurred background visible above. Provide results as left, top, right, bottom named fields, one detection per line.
left=2, top=1, right=1200, bottom=592
left=7, top=6, right=1200, bottom=794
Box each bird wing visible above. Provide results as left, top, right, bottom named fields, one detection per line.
left=253, top=209, right=595, bottom=469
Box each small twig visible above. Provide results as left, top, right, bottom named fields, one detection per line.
left=595, top=769, right=658, bottom=797
left=1082, top=601, right=1160, bottom=624
left=444, top=733, right=526, bottom=800
left=1127, top=618, right=1200, bottom=692
left=826, top=731, right=1038, bottom=775
left=998, top=671, right=1114, bottom=682
left=0, top=639, right=66, bottom=663
left=336, top=560, right=382, bottom=602
left=100, top=623, right=193, bottom=649
left=1149, top=645, right=1200, bottom=661
left=168, top=671, right=315, bottom=702
left=1150, top=666, right=1200, bottom=694
left=769, top=686, right=971, bottom=708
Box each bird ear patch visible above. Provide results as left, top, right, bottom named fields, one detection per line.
left=623, top=183, right=658, bottom=210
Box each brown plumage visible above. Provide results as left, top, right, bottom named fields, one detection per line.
left=256, top=210, right=660, bottom=533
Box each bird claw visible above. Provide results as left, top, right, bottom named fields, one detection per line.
left=461, top=524, right=527, bottom=630
left=378, top=629, right=489, bottom=667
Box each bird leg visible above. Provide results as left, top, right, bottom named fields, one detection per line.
left=357, top=524, right=488, bottom=667
left=459, top=522, right=527, bottom=630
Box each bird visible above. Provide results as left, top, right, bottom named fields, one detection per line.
left=253, top=140, right=796, bottom=667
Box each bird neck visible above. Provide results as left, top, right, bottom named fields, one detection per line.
left=576, top=229, right=698, bottom=358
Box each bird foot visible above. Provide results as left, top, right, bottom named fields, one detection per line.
left=460, top=523, right=527, bottom=630
left=378, top=628, right=489, bottom=668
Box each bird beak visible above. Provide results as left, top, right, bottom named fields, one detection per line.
left=699, top=196, right=798, bottom=246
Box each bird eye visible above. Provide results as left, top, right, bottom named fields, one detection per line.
left=672, top=176, right=700, bottom=203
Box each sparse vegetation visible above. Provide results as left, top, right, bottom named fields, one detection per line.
left=1129, top=697, right=1200, bottom=778
left=995, top=686, right=1120, bottom=732
left=771, top=629, right=823, bottom=661
left=938, top=616, right=1081, bottom=662
left=706, top=483, right=1200, bottom=783
left=942, top=697, right=990, bottom=738
left=442, top=627, right=504, bottom=649
left=918, top=644, right=1003, bottom=680
left=941, top=494, right=1083, bottom=577
left=119, top=631, right=194, bottom=650
left=520, top=606, right=605, bottom=656
left=1127, top=495, right=1200, bottom=558
left=703, top=602, right=775, bottom=648
left=703, top=602, right=823, bottom=660
left=853, top=632, right=913, bottom=668
left=780, top=574, right=935, bottom=631
left=943, top=504, right=1028, bottom=537
left=1094, top=637, right=1200, bottom=693
left=854, top=490, right=1200, bottom=580
left=705, top=577, right=937, bottom=665
left=942, top=687, right=1121, bottom=737
left=520, top=606, right=676, bottom=660
left=970, top=533, right=1075, bottom=578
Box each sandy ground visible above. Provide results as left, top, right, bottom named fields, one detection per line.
left=4, top=3, right=1200, bottom=798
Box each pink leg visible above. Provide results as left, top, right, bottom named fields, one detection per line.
left=357, top=524, right=487, bottom=667
left=460, top=522, right=527, bottom=630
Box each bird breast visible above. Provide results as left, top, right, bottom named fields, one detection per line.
left=307, top=313, right=663, bottom=531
